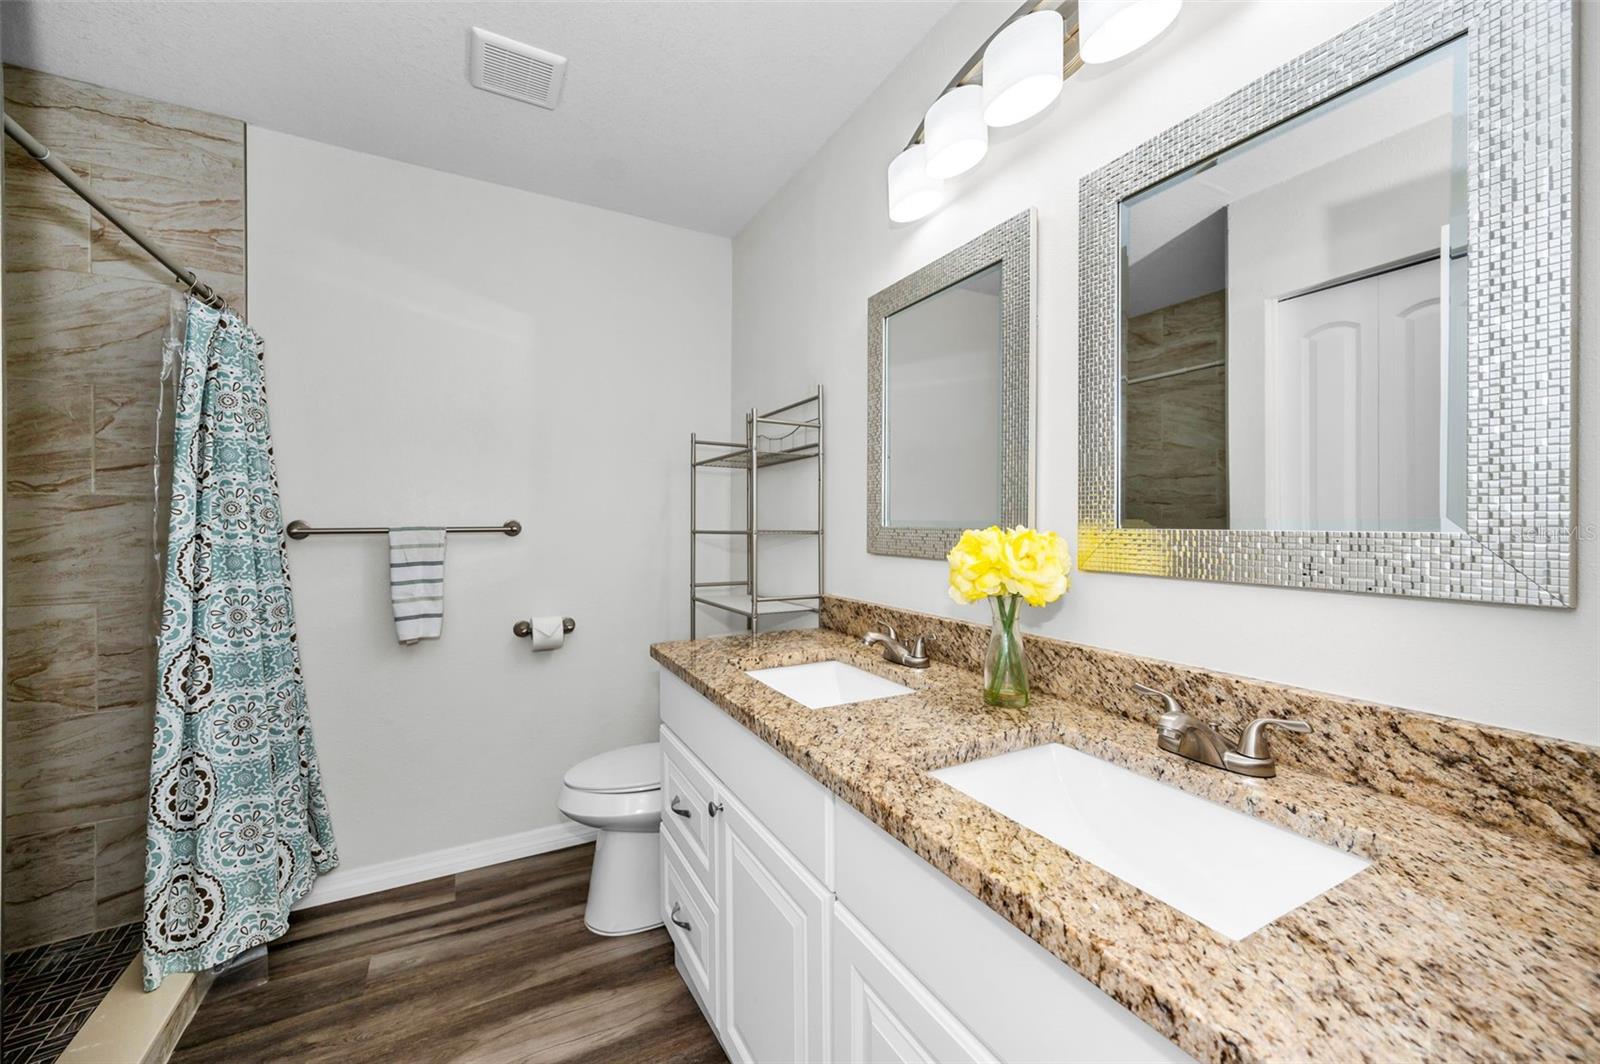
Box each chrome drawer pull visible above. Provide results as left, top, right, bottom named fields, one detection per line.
left=669, top=796, right=692, bottom=819
left=670, top=901, right=691, bottom=931
left=708, top=800, right=724, bottom=818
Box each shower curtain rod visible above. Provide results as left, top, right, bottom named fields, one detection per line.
left=2, top=113, right=227, bottom=309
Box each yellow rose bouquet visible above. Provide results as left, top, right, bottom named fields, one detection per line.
left=947, top=526, right=1070, bottom=708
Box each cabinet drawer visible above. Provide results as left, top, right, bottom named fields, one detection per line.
left=661, top=725, right=719, bottom=892
left=663, top=829, right=718, bottom=1025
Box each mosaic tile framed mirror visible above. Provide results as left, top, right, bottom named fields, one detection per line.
left=1078, top=0, right=1573, bottom=606
left=868, top=209, right=1036, bottom=559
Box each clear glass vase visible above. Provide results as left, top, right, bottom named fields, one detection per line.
left=984, top=594, right=1029, bottom=708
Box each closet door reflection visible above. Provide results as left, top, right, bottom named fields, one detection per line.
left=1268, top=258, right=1450, bottom=532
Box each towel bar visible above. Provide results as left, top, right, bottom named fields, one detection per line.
left=286, top=520, right=521, bottom=539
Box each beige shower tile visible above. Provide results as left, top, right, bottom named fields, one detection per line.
left=1162, top=288, right=1224, bottom=338
left=96, top=598, right=160, bottom=714
left=5, top=493, right=155, bottom=607
left=1150, top=334, right=1226, bottom=374
left=5, top=374, right=94, bottom=493
left=1161, top=366, right=1229, bottom=451
left=1123, top=364, right=1229, bottom=529
left=215, top=275, right=246, bottom=315
left=2, top=824, right=97, bottom=951
left=94, top=815, right=148, bottom=929
left=3, top=710, right=151, bottom=836
left=4, top=64, right=108, bottom=153
left=4, top=65, right=243, bottom=179
left=4, top=604, right=97, bottom=721
left=1125, top=312, right=1165, bottom=360
left=1125, top=291, right=1225, bottom=376
left=5, top=495, right=96, bottom=602
left=3, top=138, right=92, bottom=274
left=84, top=87, right=242, bottom=179
left=90, top=163, right=245, bottom=283
left=1126, top=332, right=1226, bottom=378
left=4, top=65, right=244, bottom=287
left=3, top=268, right=172, bottom=385
left=93, top=379, right=164, bottom=497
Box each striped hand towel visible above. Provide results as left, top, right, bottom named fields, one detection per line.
left=389, top=527, right=446, bottom=644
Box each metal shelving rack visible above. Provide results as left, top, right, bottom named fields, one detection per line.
left=690, top=388, right=823, bottom=637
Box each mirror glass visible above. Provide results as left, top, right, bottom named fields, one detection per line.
left=1119, top=39, right=1467, bottom=532
left=882, top=263, right=1002, bottom=528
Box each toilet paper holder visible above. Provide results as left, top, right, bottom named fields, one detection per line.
left=512, top=617, right=577, bottom=639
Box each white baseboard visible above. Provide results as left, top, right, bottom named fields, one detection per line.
left=294, top=821, right=598, bottom=911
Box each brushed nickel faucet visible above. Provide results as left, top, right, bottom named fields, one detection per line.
left=863, top=625, right=931, bottom=669
left=1134, top=684, right=1309, bottom=778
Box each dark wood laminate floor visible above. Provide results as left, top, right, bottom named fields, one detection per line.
left=172, top=844, right=726, bottom=1064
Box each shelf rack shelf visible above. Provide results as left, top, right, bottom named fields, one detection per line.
left=690, top=389, right=823, bottom=637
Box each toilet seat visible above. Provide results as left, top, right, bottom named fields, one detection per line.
left=564, top=741, right=661, bottom=794
left=556, top=785, right=662, bottom=831
left=557, top=741, right=663, bottom=834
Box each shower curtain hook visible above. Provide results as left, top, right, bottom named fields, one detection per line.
left=185, top=273, right=225, bottom=311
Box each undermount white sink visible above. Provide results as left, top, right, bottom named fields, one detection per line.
left=746, top=660, right=914, bottom=710
left=931, top=743, right=1370, bottom=940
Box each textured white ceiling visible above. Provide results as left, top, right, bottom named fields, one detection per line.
left=1, top=0, right=959, bottom=235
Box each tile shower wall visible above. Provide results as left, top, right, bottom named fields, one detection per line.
left=1, top=66, right=245, bottom=950
left=1122, top=291, right=1227, bottom=529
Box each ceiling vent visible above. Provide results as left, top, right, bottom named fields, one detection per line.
left=469, top=27, right=567, bottom=110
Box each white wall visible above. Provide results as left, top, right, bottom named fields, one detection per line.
left=731, top=0, right=1600, bottom=745
left=248, top=128, right=733, bottom=872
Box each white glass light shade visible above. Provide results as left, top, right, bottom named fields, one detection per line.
left=1080, top=0, right=1182, bottom=65
left=886, top=145, right=944, bottom=223
left=981, top=10, right=1065, bottom=128
left=923, top=85, right=989, bottom=179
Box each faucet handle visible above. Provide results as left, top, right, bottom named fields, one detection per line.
left=1133, top=683, right=1183, bottom=716
left=911, top=636, right=927, bottom=658
left=1235, top=718, right=1311, bottom=759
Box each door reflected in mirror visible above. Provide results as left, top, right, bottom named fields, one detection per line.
left=883, top=263, right=1002, bottom=529
left=1119, top=38, right=1467, bottom=532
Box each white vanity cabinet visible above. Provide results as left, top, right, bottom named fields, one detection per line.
left=718, top=793, right=831, bottom=1063
left=658, top=669, right=1192, bottom=1064
left=660, top=673, right=834, bottom=1064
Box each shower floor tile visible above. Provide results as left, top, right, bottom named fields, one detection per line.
left=2, top=923, right=142, bottom=1064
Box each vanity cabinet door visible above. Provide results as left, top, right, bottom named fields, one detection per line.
left=718, top=793, right=831, bottom=1064
left=832, top=905, right=995, bottom=1064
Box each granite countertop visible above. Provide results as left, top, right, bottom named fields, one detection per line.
left=651, top=628, right=1600, bottom=1064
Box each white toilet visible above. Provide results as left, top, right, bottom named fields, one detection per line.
left=556, top=741, right=663, bottom=935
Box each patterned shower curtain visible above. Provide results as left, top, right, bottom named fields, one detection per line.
left=141, top=298, right=338, bottom=990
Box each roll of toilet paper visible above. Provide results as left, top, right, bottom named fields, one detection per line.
left=524, top=615, right=566, bottom=652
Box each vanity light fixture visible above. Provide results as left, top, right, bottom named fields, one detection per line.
left=887, top=144, right=945, bottom=223
left=981, top=9, right=1066, bottom=127
left=924, top=85, right=989, bottom=178
left=1079, top=0, right=1183, bottom=65
left=884, top=0, right=1184, bottom=223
